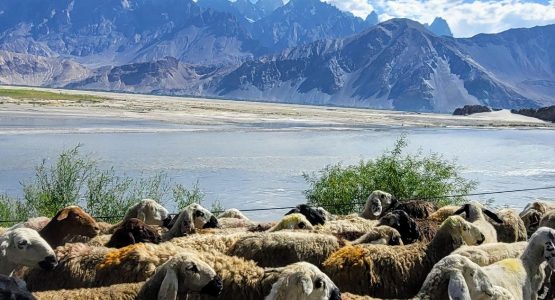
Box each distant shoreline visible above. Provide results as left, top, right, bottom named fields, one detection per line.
left=1, top=85, right=553, bottom=131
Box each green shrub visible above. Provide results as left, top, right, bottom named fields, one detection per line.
left=2, top=145, right=205, bottom=223
left=303, top=136, right=477, bottom=215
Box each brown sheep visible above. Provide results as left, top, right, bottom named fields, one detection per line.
left=323, top=215, right=486, bottom=298
left=490, top=208, right=527, bottom=242
left=106, top=218, right=161, bottom=248
left=39, top=206, right=100, bottom=248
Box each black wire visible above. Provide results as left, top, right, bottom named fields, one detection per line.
left=1, top=185, right=554, bottom=223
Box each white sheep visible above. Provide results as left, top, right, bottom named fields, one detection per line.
left=418, top=254, right=513, bottom=300
left=163, top=203, right=218, bottom=240
left=265, top=262, right=340, bottom=300
left=267, top=213, right=314, bottom=232
left=0, top=228, right=57, bottom=275
left=360, top=190, right=394, bottom=219
left=454, top=201, right=502, bottom=243
left=452, top=241, right=528, bottom=266
left=32, top=252, right=223, bottom=300
left=217, top=208, right=249, bottom=220
left=322, top=215, right=486, bottom=298
left=124, top=199, right=170, bottom=227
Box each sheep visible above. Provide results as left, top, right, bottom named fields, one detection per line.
left=377, top=210, right=438, bottom=244
left=386, top=199, right=438, bottom=219
left=228, top=231, right=346, bottom=268
left=163, top=203, right=219, bottom=240
left=38, top=206, right=100, bottom=248
left=444, top=227, right=555, bottom=300
left=428, top=205, right=460, bottom=222
left=360, top=190, right=395, bottom=219
left=122, top=199, right=170, bottom=227
left=452, top=241, right=528, bottom=266
left=217, top=208, right=250, bottom=220
left=520, top=200, right=555, bottom=237
left=314, top=216, right=377, bottom=238
left=351, top=226, right=403, bottom=246
left=490, top=208, right=527, bottom=242
left=32, top=252, right=223, bottom=300
left=539, top=209, right=555, bottom=230
left=0, top=274, right=36, bottom=300
left=285, top=204, right=327, bottom=225
left=0, top=228, right=58, bottom=276
left=322, top=215, right=486, bottom=298
left=106, top=218, right=161, bottom=248
left=267, top=213, right=314, bottom=232
left=454, top=201, right=503, bottom=243
left=265, top=262, right=341, bottom=300
left=417, top=254, right=514, bottom=300
left=9, top=217, right=51, bottom=232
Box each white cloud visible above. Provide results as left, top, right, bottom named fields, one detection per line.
left=323, top=0, right=375, bottom=18
left=372, top=0, right=555, bottom=37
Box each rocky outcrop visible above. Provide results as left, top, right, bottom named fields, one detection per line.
left=511, top=106, right=555, bottom=122
left=453, top=105, right=492, bottom=116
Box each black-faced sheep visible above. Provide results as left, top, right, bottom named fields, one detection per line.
left=285, top=204, right=327, bottom=226
left=0, top=228, right=58, bottom=276
left=322, top=215, right=486, bottom=298
left=32, top=252, right=223, bottom=300
left=106, top=218, right=161, bottom=248
left=38, top=206, right=100, bottom=248
left=228, top=231, right=346, bottom=268
left=0, top=274, right=36, bottom=300
left=454, top=201, right=503, bottom=243
left=377, top=210, right=438, bottom=244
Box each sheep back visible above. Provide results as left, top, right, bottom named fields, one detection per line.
left=492, top=209, right=527, bottom=242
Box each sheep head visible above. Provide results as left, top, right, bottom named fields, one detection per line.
left=441, top=216, right=485, bottom=247
left=454, top=202, right=503, bottom=224
left=139, top=252, right=222, bottom=299
left=378, top=210, right=419, bottom=244
left=268, top=213, right=314, bottom=232
left=46, top=206, right=100, bottom=241
left=285, top=204, right=326, bottom=226
left=126, top=199, right=169, bottom=227
left=0, top=228, right=57, bottom=274
left=265, top=262, right=340, bottom=300
left=106, top=218, right=161, bottom=248
left=361, top=190, right=394, bottom=219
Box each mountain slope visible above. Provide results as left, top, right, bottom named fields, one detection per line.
left=0, top=0, right=263, bottom=65
left=251, top=0, right=370, bottom=51
left=214, top=19, right=543, bottom=112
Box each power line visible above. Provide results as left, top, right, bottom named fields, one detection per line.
left=1, top=185, right=554, bottom=224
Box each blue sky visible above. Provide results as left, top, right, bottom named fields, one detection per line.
left=320, top=0, right=555, bottom=37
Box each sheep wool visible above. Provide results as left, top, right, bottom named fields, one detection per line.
left=268, top=214, right=314, bottom=232
left=229, top=231, right=346, bottom=268
left=452, top=241, right=528, bottom=266
left=322, top=215, right=486, bottom=298
left=428, top=205, right=460, bottom=223
left=491, top=208, right=527, bottom=242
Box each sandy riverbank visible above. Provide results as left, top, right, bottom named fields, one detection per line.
left=0, top=85, right=552, bottom=130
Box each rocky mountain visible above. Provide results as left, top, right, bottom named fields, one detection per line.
left=251, top=0, right=372, bottom=51
left=214, top=19, right=551, bottom=112
left=0, top=0, right=263, bottom=65
left=427, top=17, right=453, bottom=37
left=0, top=51, right=91, bottom=86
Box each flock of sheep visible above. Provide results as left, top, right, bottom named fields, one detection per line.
left=0, top=190, right=554, bottom=299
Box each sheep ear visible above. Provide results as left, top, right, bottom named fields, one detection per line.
left=0, top=240, right=8, bottom=256
left=483, top=209, right=503, bottom=224
left=137, top=211, right=147, bottom=222
left=371, top=200, right=383, bottom=217
left=297, top=275, right=313, bottom=295
left=453, top=205, right=468, bottom=216
left=56, top=209, right=70, bottom=221
left=158, top=268, right=179, bottom=300
left=448, top=272, right=471, bottom=300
